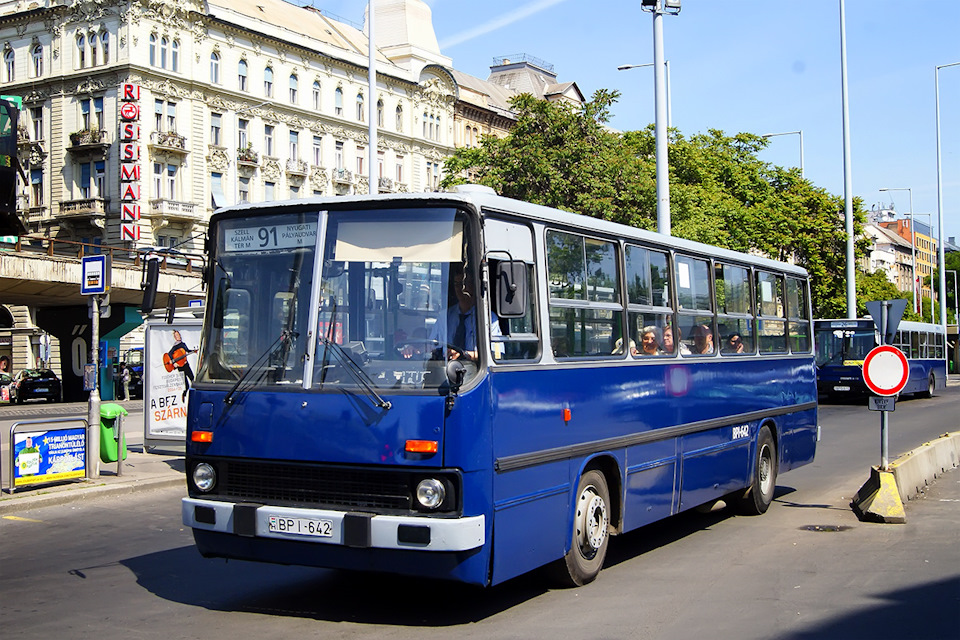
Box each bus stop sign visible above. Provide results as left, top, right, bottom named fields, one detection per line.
left=862, top=345, right=909, bottom=396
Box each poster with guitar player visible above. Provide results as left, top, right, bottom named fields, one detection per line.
left=143, top=317, right=202, bottom=445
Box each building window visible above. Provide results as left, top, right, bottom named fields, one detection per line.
left=396, top=105, right=403, bottom=132
left=171, top=40, right=179, bottom=72
left=289, top=75, right=298, bottom=103
left=210, top=112, right=222, bottom=145
left=211, top=172, right=227, bottom=209
left=30, top=107, right=42, bottom=141
left=356, top=93, right=364, bottom=121
left=335, top=141, right=343, bottom=170
left=264, top=181, right=275, bottom=201
left=159, top=37, right=168, bottom=69
left=210, top=52, right=220, bottom=84
left=312, top=135, right=322, bottom=166
left=100, top=31, right=109, bottom=65
left=422, top=112, right=427, bottom=138
left=238, top=176, right=250, bottom=202
left=79, top=160, right=106, bottom=198
left=378, top=151, right=384, bottom=179
left=335, top=88, right=343, bottom=116
left=289, top=131, right=299, bottom=159
left=167, top=164, right=178, bottom=199
left=290, top=185, right=300, bottom=199
left=80, top=97, right=104, bottom=130
left=435, top=116, right=441, bottom=141
left=156, top=100, right=177, bottom=132
left=89, top=35, right=97, bottom=68
left=312, top=81, right=321, bottom=110
left=30, top=169, right=42, bottom=206
left=264, top=125, right=274, bottom=156
left=149, top=34, right=156, bottom=66
left=377, top=100, right=384, bottom=127
left=264, top=66, right=273, bottom=97
left=356, top=146, right=364, bottom=175
left=31, top=44, right=42, bottom=77
left=238, top=59, right=248, bottom=91
left=153, top=163, right=178, bottom=199
left=77, top=35, right=86, bottom=69
left=396, top=155, right=404, bottom=183
left=238, top=118, right=248, bottom=149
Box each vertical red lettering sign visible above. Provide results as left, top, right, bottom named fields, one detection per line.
left=120, top=83, right=141, bottom=243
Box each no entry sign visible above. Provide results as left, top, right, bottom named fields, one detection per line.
left=862, top=345, right=909, bottom=396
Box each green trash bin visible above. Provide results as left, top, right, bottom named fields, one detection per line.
left=100, top=403, right=129, bottom=463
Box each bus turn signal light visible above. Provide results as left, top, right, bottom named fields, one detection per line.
left=405, top=440, right=438, bottom=454
left=191, top=431, right=214, bottom=443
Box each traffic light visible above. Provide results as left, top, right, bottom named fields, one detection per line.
left=141, top=255, right=161, bottom=313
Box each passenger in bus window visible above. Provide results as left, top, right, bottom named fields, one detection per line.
left=429, top=264, right=500, bottom=360
left=613, top=338, right=638, bottom=356
left=663, top=325, right=690, bottom=355
left=639, top=326, right=663, bottom=356
left=692, top=324, right=715, bottom=355
left=724, top=332, right=745, bottom=354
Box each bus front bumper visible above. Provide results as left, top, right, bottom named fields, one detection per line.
left=182, top=497, right=485, bottom=552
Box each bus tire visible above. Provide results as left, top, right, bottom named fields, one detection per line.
left=922, top=373, right=935, bottom=398
left=554, top=469, right=610, bottom=587
left=734, top=425, right=777, bottom=516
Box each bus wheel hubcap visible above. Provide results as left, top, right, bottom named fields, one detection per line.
left=577, top=488, right=607, bottom=555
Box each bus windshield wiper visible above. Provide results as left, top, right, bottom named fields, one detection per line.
left=223, top=330, right=298, bottom=405
left=318, top=335, right=392, bottom=411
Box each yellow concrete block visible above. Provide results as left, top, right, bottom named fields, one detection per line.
left=851, top=467, right=906, bottom=524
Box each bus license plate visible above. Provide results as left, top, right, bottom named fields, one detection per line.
left=268, top=515, right=334, bottom=537
left=833, top=385, right=851, bottom=392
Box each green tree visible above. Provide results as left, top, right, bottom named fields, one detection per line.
left=441, top=91, right=868, bottom=317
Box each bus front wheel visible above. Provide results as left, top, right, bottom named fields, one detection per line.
left=554, top=469, right=610, bottom=587
left=733, top=426, right=777, bottom=516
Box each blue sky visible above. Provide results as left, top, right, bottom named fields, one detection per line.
left=322, top=1, right=960, bottom=245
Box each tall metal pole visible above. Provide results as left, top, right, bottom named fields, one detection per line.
left=367, top=0, right=377, bottom=195
left=87, top=296, right=101, bottom=479
left=840, top=0, right=856, bottom=319
left=935, top=62, right=959, bottom=334
left=652, top=5, right=670, bottom=235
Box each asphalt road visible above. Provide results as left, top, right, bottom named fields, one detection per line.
left=1, top=393, right=958, bottom=640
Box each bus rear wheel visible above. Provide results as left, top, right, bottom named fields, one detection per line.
left=922, top=373, right=935, bottom=398
left=733, top=426, right=777, bottom=516
left=554, top=469, right=610, bottom=587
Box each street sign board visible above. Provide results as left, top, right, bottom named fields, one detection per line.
left=865, top=299, right=908, bottom=345
left=80, top=255, right=108, bottom=295
left=868, top=396, right=896, bottom=412
left=862, top=345, right=909, bottom=396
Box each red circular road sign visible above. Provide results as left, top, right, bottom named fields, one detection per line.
left=862, top=345, right=910, bottom=396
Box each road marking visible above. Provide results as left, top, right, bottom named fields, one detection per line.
left=3, top=515, right=44, bottom=523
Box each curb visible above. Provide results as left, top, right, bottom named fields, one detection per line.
left=0, top=475, right=185, bottom=516
left=889, top=431, right=960, bottom=502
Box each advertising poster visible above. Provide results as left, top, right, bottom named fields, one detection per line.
left=12, top=427, right=86, bottom=487
left=145, top=320, right=202, bottom=440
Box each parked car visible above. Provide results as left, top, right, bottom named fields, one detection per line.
left=0, top=372, right=13, bottom=403
left=12, top=368, right=62, bottom=403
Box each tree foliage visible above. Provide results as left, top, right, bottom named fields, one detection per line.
left=441, top=90, right=868, bottom=317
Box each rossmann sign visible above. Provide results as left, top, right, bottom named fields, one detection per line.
left=119, top=83, right=141, bottom=242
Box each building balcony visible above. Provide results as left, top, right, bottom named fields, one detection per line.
left=149, top=130, right=188, bottom=155
left=148, top=198, right=201, bottom=223
left=332, top=168, right=354, bottom=185
left=286, top=158, right=309, bottom=176
left=58, top=197, right=108, bottom=227
left=378, top=177, right=394, bottom=193
left=67, top=129, right=110, bottom=160
left=237, top=146, right=260, bottom=166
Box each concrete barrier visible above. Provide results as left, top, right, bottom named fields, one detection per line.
left=889, top=431, right=960, bottom=502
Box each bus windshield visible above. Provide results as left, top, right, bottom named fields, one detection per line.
left=814, top=326, right=878, bottom=366
left=199, top=207, right=480, bottom=392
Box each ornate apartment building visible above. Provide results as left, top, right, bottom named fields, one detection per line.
left=0, top=0, right=456, bottom=256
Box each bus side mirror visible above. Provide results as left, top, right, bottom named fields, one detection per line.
left=495, top=261, right=527, bottom=319
left=140, top=256, right=161, bottom=313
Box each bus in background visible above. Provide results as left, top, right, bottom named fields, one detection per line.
left=814, top=318, right=946, bottom=399
left=178, top=187, right=818, bottom=587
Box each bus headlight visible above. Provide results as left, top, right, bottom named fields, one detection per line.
left=193, top=463, right=217, bottom=492
left=416, top=478, right=446, bottom=509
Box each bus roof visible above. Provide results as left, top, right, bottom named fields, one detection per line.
left=212, top=189, right=809, bottom=277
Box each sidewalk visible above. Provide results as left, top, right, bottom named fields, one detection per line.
left=0, top=449, right=185, bottom=515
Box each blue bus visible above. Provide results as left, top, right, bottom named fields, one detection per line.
left=180, top=187, right=818, bottom=586
left=814, top=318, right=946, bottom=399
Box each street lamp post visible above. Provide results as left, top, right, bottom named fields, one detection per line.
left=617, top=61, right=673, bottom=128
left=640, top=0, right=680, bottom=236
left=947, top=270, right=959, bottom=326
left=935, top=61, right=959, bottom=334
left=879, top=187, right=914, bottom=313
left=762, top=131, right=804, bottom=178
